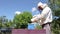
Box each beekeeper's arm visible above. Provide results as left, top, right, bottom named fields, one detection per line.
left=31, top=15, right=39, bottom=22
left=38, top=9, right=49, bottom=20
left=31, top=9, right=49, bottom=22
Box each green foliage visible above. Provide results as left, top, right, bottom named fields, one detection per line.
left=49, top=0, right=60, bottom=34
left=51, top=9, right=60, bottom=34
left=4, top=20, right=13, bottom=28
left=36, top=24, right=42, bottom=30
left=56, top=0, right=60, bottom=7
left=0, top=11, right=32, bottom=29
left=0, top=16, right=7, bottom=28
left=52, top=18, right=60, bottom=34
left=0, top=16, right=13, bottom=28
left=55, top=9, right=60, bottom=16
left=13, top=11, right=32, bottom=29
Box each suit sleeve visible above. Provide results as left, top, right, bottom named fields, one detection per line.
left=37, top=8, right=50, bottom=19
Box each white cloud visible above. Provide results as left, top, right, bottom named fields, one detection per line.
left=32, top=7, right=37, bottom=12
left=15, top=11, right=21, bottom=15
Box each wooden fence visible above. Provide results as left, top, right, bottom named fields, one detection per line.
left=12, top=29, right=46, bottom=34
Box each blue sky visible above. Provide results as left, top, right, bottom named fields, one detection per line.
left=0, top=0, right=48, bottom=20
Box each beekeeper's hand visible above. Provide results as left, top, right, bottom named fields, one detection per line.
left=31, top=17, right=38, bottom=22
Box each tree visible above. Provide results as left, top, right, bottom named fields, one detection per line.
left=49, top=0, right=60, bottom=34
left=51, top=9, right=60, bottom=34
left=13, top=11, right=32, bottom=29
left=4, top=20, right=13, bottom=28
left=0, top=16, right=13, bottom=28
left=0, top=16, right=7, bottom=28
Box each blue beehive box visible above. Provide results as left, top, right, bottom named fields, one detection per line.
left=28, top=24, right=35, bottom=30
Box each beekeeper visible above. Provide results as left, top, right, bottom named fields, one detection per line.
left=31, top=2, right=53, bottom=34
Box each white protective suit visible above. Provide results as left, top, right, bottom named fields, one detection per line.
left=31, top=3, right=53, bottom=25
